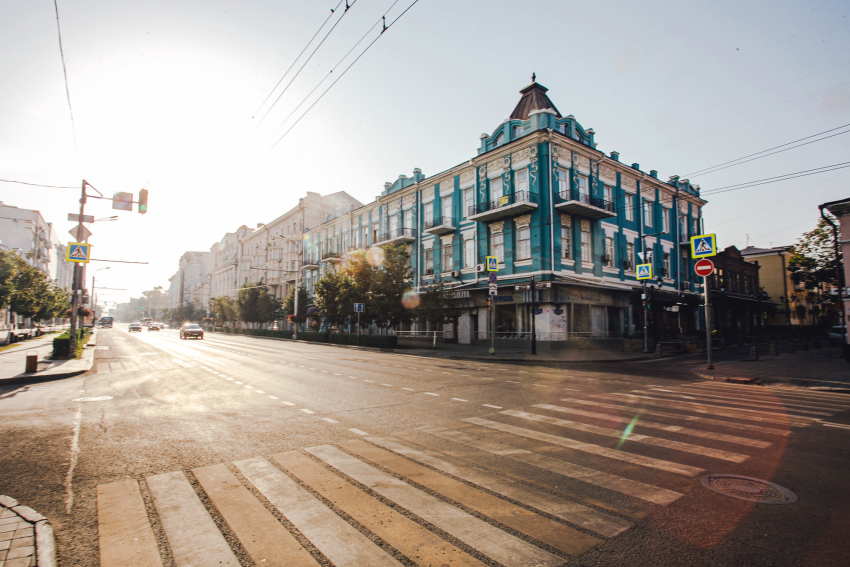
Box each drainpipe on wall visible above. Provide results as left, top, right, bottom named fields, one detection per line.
left=547, top=130, right=555, bottom=276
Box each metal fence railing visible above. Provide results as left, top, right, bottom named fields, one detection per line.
left=469, top=190, right=538, bottom=217
left=377, top=228, right=417, bottom=242
left=556, top=189, right=615, bottom=213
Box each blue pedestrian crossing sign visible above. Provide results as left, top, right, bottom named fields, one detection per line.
left=486, top=256, right=499, bottom=271
left=690, top=234, right=717, bottom=259
left=66, top=242, right=90, bottom=263
left=636, top=263, right=653, bottom=280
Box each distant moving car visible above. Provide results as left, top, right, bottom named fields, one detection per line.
left=148, top=322, right=161, bottom=331
left=129, top=322, right=142, bottom=332
left=180, top=323, right=204, bottom=340
left=100, top=316, right=114, bottom=328
left=829, top=326, right=846, bottom=346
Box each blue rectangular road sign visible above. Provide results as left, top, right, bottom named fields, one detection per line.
left=354, top=303, right=365, bottom=312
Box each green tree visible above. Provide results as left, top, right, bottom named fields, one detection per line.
left=34, top=286, right=70, bottom=323
left=369, top=244, right=413, bottom=329
left=313, top=270, right=355, bottom=330
left=213, top=295, right=238, bottom=325
left=416, top=279, right=463, bottom=338
left=787, top=215, right=841, bottom=290
left=281, top=286, right=309, bottom=317
left=9, top=262, right=51, bottom=320
left=236, top=282, right=280, bottom=326
left=0, top=250, right=25, bottom=307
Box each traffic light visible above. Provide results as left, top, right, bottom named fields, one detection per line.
left=138, top=189, right=148, bottom=214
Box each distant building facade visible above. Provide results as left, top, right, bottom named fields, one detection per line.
left=167, top=251, right=211, bottom=313
left=300, top=79, right=708, bottom=343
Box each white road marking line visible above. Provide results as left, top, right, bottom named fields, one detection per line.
left=533, top=384, right=547, bottom=387
left=333, top=373, right=343, bottom=376
left=424, top=369, right=434, bottom=372
left=463, top=417, right=704, bottom=477
left=235, top=381, right=243, bottom=385
left=461, top=374, right=471, bottom=377
left=300, top=409, right=315, bottom=414
left=268, top=395, right=279, bottom=400
left=364, top=380, right=374, bottom=383
left=659, top=388, right=849, bottom=412
left=308, top=367, right=315, bottom=370
left=321, top=418, right=339, bottom=424
left=442, top=372, right=450, bottom=374
left=349, top=376, right=358, bottom=379
left=245, top=385, right=253, bottom=389
left=605, top=393, right=821, bottom=423
left=401, top=387, right=415, bottom=391
left=282, top=402, right=295, bottom=406
left=425, top=392, right=439, bottom=396
left=503, top=410, right=750, bottom=463
left=381, top=383, right=394, bottom=387
left=64, top=408, right=82, bottom=514
left=563, top=388, right=578, bottom=391
left=482, top=404, right=503, bottom=409
left=348, top=428, right=368, bottom=436
left=408, top=367, right=417, bottom=369
left=451, top=398, right=468, bottom=402
left=255, top=390, right=264, bottom=394
left=225, top=377, right=234, bottom=381
left=823, top=422, right=850, bottom=430
left=506, top=381, right=520, bottom=383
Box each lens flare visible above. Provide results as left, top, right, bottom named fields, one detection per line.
left=367, top=247, right=384, bottom=265
left=402, top=290, right=420, bottom=309
left=616, top=413, right=641, bottom=449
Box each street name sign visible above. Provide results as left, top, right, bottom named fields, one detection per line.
left=515, top=284, right=531, bottom=291
left=691, top=234, right=717, bottom=259
left=694, top=258, right=715, bottom=277
left=68, top=213, right=94, bottom=223
left=486, top=256, right=499, bottom=271
left=354, top=303, right=365, bottom=312
left=69, top=224, right=92, bottom=241
left=636, top=263, right=653, bottom=280
left=66, top=242, right=91, bottom=263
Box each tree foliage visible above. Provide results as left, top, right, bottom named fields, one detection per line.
left=236, top=282, right=281, bottom=325
left=281, top=286, right=309, bottom=317
left=0, top=251, right=69, bottom=322
left=787, top=215, right=841, bottom=290
left=369, top=244, right=413, bottom=328
left=213, top=295, right=238, bottom=324
left=416, top=279, right=462, bottom=331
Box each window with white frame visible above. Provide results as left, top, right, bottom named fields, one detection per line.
left=492, top=233, right=504, bottom=262
left=372, top=222, right=378, bottom=243
left=605, top=237, right=615, bottom=267
left=662, top=208, right=670, bottom=234
left=644, top=200, right=653, bottom=227
left=692, top=216, right=700, bottom=235
left=663, top=252, right=671, bottom=277
left=515, top=169, right=528, bottom=195
left=681, top=250, right=689, bottom=281
left=404, top=210, right=412, bottom=231
left=363, top=226, right=369, bottom=247
left=559, top=123, right=567, bottom=135
left=442, top=196, right=452, bottom=224
left=577, top=176, right=589, bottom=201
left=513, top=125, right=524, bottom=138
left=389, top=214, right=398, bottom=234
left=442, top=243, right=452, bottom=271
left=626, top=242, right=635, bottom=269
left=645, top=247, right=654, bottom=266
left=490, top=177, right=503, bottom=201
left=581, top=227, right=591, bottom=263
left=517, top=227, right=531, bottom=260
left=679, top=214, right=687, bottom=238
left=424, top=202, right=433, bottom=226
left=604, top=185, right=612, bottom=204
left=561, top=226, right=571, bottom=259
left=424, top=249, right=433, bottom=274
left=494, top=132, right=504, bottom=147
left=342, top=233, right=348, bottom=251
left=463, top=189, right=473, bottom=218
left=558, top=168, right=569, bottom=196
left=624, top=193, right=634, bottom=221
left=464, top=239, right=474, bottom=268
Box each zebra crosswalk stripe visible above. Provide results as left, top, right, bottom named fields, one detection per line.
left=653, top=387, right=850, bottom=413
left=235, top=456, right=402, bottom=567
left=634, top=390, right=833, bottom=416
left=463, top=417, right=705, bottom=477
left=306, top=444, right=565, bottom=567
left=97, top=480, right=163, bottom=567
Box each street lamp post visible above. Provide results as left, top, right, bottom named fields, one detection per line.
left=640, top=230, right=669, bottom=354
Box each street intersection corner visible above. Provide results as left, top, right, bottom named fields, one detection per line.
left=0, top=495, right=56, bottom=567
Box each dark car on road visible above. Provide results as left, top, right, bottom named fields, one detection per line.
left=180, top=323, right=204, bottom=340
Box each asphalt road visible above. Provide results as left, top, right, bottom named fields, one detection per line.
left=1, top=328, right=850, bottom=566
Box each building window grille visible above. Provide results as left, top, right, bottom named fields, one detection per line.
left=442, top=244, right=452, bottom=271
left=561, top=227, right=571, bottom=259
left=605, top=237, right=615, bottom=267
left=515, top=169, right=528, bottom=195
left=464, top=239, right=475, bottom=269
left=580, top=228, right=590, bottom=263
left=624, top=194, right=633, bottom=221
left=517, top=227, right=531, bottom=260
left=492, top=233, right=504, bottom=263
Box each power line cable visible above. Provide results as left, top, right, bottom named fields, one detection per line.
left=684, top=122, right=850, bottom=177
left=271, top=0, right=420, bottom=149
left=253, top=1, right=344, bottom=119
left=701, top=162, right=850, bottom=196
left=256, top=0, right=358, bottom=127
left=0, top=178, right=77, bottom=189
left=53, top=0, right=79, bottom=159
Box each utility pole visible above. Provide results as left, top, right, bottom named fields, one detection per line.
left=68, top=181, right=86, bottom=356
left=643, top=279, right=649, bottom=354
left=530, top=276, right=537, bottom=355
left=704, top=274, right=713, bottom=369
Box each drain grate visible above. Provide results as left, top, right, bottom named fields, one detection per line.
left=700, top=474, right=797, bottom=504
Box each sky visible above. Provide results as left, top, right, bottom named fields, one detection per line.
left=1, top=0, right=849, bottom=306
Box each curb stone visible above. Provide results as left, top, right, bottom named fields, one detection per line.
left=0, top=495, right=56, bottom=567
left=690, top=368, right=760, bottom=384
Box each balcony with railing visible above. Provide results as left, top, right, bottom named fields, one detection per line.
left=467, top=190, right=538, bottom=223
left=301, top=256, right=320, bottom=270
left=554, top=189, right=615, bottom=220
left=321, top=250, right=342, bottom=263
left=375, top=228, right=417, bottom=246
left=423, top=215, right=455, bottom=235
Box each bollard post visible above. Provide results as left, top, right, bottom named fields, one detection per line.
left=769, top=342, right=778, bottom=356
left=748, top=345, right=759, bottom=361
left=25, top=354, right=38, bottom=373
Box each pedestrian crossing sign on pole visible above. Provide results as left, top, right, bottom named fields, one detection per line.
left=66, top=242, right=91, bottom=263
left=486, top=256, right=499, bottom=271
left=690, top=234, right=717, bottom=259
left=636, top=263, right=653, bottom=280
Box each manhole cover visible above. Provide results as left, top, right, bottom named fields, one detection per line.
left=700, top=474, right=797, bottom=504
left=72, top=396, right=113, bottom=402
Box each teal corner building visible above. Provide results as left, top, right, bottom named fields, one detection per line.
left=301, top=78, right=707, bottom=344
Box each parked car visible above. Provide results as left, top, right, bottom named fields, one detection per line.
left=129, top=322, right=142, bottom=332
left=180, top=323, right=204, bottom=340
left=829, top=326, right=846, bottom=346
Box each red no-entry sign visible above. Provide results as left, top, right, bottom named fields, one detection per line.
left=694, top=258, right=715, bottom=277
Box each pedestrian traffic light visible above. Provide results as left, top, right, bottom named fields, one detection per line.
left=138, top=189, right=148, bottom=214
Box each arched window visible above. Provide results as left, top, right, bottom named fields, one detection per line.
left=493, top=132, right=504, bottom=147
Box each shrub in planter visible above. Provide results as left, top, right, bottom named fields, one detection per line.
left=295, top=331, right=329, bottom=343
left=329, top=333, right=397, bottom=348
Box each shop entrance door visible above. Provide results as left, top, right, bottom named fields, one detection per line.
left=591, top=305, right=606, bottom=337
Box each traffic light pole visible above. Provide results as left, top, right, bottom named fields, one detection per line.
left=530, top=277, right=537, bottom=355
left=68, top=180, right=87, bottom=357
left=642, top=279, right=649, bottom=354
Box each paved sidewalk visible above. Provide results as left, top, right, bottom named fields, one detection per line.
left=0, top=496, right=55, bottom=567
left=0, top=330, right=96, bottom=387
left=691, top=347, right=850, bottom=392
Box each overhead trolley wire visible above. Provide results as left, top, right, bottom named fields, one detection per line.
left=256, top=0, right=358, bottom=127
left=52, top=0, right=79, bottom=155
left=271, top=0, right=420, bottom=150
left=253, top=0, right=344, bottom=120
left=0, top=178, right=77, bottom=189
